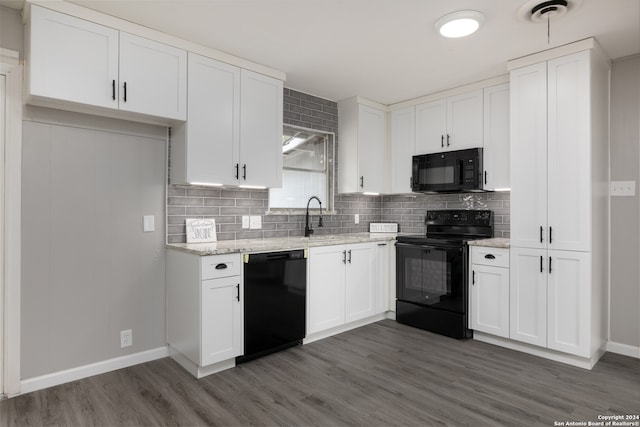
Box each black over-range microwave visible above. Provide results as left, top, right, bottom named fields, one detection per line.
left=411, top=147, right=487, bottom=193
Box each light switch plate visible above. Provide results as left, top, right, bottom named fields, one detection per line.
left=611, top=181, right=636, bottom=197
left=354, top=214, right=360, bottom=224
left=143, top=215, right=155, bottom=232
left=249, top=215, right=262, bottom=229
left=242, top=216, right=250, bottom=229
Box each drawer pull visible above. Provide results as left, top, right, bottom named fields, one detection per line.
left=215, top=263, right=228, bottom=270
left=484, top=254, right=496, bottom=260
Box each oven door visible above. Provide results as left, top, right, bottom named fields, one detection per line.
left=396, top=242, right=467, bottom=313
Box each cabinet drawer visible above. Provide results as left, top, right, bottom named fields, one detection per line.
left=471, top=247, right=509, bottom=268
left=201, top=254, right=241, bottom=280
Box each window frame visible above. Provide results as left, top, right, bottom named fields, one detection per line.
left=267, top=124, right=336, bottom=214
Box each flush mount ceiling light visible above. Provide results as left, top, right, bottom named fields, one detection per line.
left=434, top=10, right=485, bottom=38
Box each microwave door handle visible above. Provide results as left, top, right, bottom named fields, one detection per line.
left=457, top=160, right=464, bottom=185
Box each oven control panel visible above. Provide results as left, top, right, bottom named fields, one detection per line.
left=425, top=209, right=492, bottom=226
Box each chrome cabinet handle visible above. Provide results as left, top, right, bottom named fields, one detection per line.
left=446, top=134, right=450, bottom=146
left=342, top=250, right=346, bottom=264
left=347, top=249, right=352, bottom=263
left=549, top=227, right=553, bottom=244
left=441, top=135, right=444, bottom=148
left=540, top=226, right=543, bottom=243
left=472, top=270, right=476, bottom=285
left=549, top=257, right=552, bottom=274
left=123, top=82, right=127, bottom=102
left=540, top=255, right=543, bottom=273
left=236, top=284, right=240, bottom=301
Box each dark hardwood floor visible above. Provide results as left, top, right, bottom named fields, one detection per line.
left=2, top=320, right=639, bottom=426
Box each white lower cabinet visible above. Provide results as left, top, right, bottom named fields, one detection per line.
left=201, top=276, right=243, bottom=366
left=166, top=250, right=243, bottom=377
left=308, top=242, right=388, bottom=336
left=510, top=247, right=590, bottom=358
left=469, top=247, right=510, bottom=338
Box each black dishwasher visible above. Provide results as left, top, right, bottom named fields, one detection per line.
left=237, top=249, right=306, bottom=363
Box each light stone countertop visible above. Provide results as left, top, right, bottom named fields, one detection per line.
left=166, top=232, right=398, bottom=256
left=467, top=237, right=510, bottom=248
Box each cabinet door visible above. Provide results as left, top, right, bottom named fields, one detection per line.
left=201, top=277, right=242, bottom=366
left=389, top=107, right=415, bottom=193
left=446, top=89, right=483, bottom=150
left=509, top=247, right=547, bottom=347
left=29, top=5, right=118, bottom=109
left=470, top=264, right=509, bottom=338
left=415, top=99, right=446, bottom=154
left=510, top=62, right=548, bottom=249
left=345, top=243, right=377, bottom=323
left=358, top=105, right=386, bottom=193
left=119, top=32, right=187, bottom=120
left=239, top=69, right=283, bottom=188
left=483, top=84, right=510, bottom=191
left=308, top=246, right=346, bottom=334
left=179, top=53, right=240, bottom=186
left=547, top=250, right=590, bottom=357
left=547, top=52, right=591, bottom=252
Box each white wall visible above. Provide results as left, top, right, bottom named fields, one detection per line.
left=21, top=107, right=167, bottom=379
left=0, top=7, right=23, bottom=59
left=609, top=55, right=640, bottom=349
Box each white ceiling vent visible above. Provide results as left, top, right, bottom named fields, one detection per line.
left=517, top=0, right=583, bottom=23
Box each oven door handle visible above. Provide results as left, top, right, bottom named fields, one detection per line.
left=395, top=242, right=461, bottom=251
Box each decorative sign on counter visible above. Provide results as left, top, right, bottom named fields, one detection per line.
left=186, top=218, right=217, bottom=243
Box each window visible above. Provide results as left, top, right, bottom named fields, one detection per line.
left=269, top=125, right=334, bottom=211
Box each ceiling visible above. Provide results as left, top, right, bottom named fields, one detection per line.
left=3, top=0, right=640, bottom=104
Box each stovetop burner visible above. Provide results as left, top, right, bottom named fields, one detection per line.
left=396, top=209, right=494, bottom=246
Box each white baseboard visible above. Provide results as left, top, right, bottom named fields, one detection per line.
left=168, top=346, right=236, bottom=379
left=303, top=313, right=387, bottom=345
left=473, top=332, right=604, bottom=370
left=606, top=341, right=640, bottom=359
left=19, top=346, right=169, bottom=395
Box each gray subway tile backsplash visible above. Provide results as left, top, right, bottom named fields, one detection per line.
left=167, top=88, right=510, bottom=243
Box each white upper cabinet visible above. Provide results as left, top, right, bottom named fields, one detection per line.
left=28, top=5, right=187, bottom=121
left=172, top=53, right=240, bottom=186
left=482, top=83, right=510, bottom=191
left=118, top=32, right=187, bottom=120
left=546, top=53, right=591, bottom=252
left=510, top=51, right=594, bottom=252
left=389, top=106, right=416, bottom=193
left=239, top=69, right=284, bottom=188
left=28, top=5, right=119, bottom=109
left=446, top=90, right=484, bottom=150
left=510, top=62, right=549, bottom=249
left=415, top=89, right=483, bottom=154
left=171, top=55, right=283, bottom=188
left=415, top=98, right=446, bottom=154
left=338, top=98, right=386, bottom=194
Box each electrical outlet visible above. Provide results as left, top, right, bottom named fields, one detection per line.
left=120, top=329, right=132, bottom=348
left=354, top=214, right=360, bottom=224
left=242, top=216, right=250, bottom=229
left=250, top=215, right=262, bottom=229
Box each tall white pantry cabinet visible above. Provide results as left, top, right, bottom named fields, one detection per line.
left=508, top=39, right=610, bottom=365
